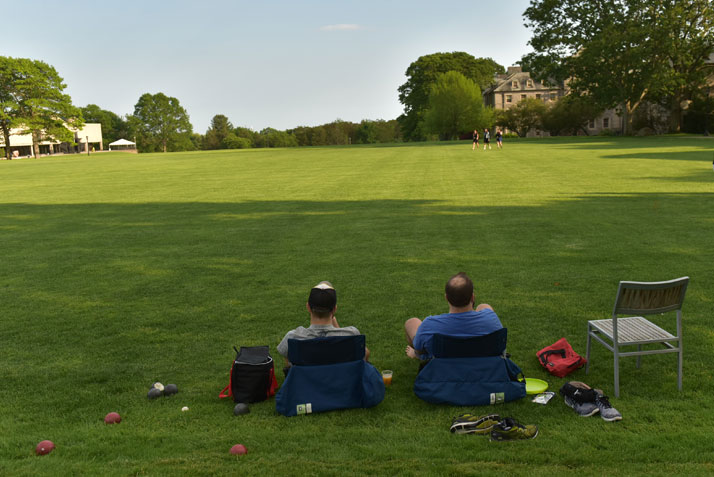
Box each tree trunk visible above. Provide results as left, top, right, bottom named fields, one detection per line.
left=1, top=122, right=10, bottom=160
left=623, top=106, right=632, bottom=135
left=669, top=95, right=683, bottom=133
left=623, top=90, right=648, bottom=135
left=32, top=130, right=40, bottom=158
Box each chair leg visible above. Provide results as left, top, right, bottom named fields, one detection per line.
left=636, top=345, right=641, bottom=369
left=678, top=348, right=683, bottom=391
left=614, top=348, right=620, bottom=398
left=585, top=324, right=592, bottom=374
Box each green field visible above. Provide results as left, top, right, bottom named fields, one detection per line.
left=1, top=137, right=713, bottom=476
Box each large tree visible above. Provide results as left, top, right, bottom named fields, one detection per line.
left=541, top=95, right=603, bottom=136
left=2, top=57, right=82, bottom=157
left=497, top=98, right=547, bottom=137
left=0, top=57, right=19, bottom=159
left=398, top=52, right=504, bottom=141
left=129, top=92, right=193, bottom=153
left=523, top=0, right=714, bottom=134
left=422, top=71, right=485, bottom=140
left=645, top=1, right=714, bottom=131
left=203, top=114, right=233, bottom=150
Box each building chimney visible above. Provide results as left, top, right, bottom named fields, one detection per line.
left=507, top=66, right=523, bottom=75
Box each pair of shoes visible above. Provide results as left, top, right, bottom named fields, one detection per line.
left=561, top=381, right=622, bottom=421
left=489, top=417, right=539, bottom=441
left=594, top=390, right=622, bottom=422
left=450, top=413, right=500, bottom=434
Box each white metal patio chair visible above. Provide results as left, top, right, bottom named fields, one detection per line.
left=586, top=277, right=689, bottom=397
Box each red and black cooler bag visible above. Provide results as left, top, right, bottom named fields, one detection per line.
left=220, top=345, right=278, bottom=403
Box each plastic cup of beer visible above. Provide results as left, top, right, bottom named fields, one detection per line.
left=382, top=370, right=393, bottom=386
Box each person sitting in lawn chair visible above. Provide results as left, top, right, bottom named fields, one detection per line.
left=404, top=272, right=503, bottom=361
left=404, top=272, right=524, bottom=405
left=277, top=281, right=370, bottom=374
left=275, top=281, right=382, bottom=416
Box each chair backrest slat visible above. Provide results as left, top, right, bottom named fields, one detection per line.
left=614, top=277, right=689, bottom=315
left=288, top=335, right=366, bottom=366
left=432, top=328, right=507, bottom=358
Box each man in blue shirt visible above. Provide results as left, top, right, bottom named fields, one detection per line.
left=405, top=272, right=503, bottom=360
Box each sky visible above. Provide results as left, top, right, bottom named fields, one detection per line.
left=2, top=0, right=534, bottom=133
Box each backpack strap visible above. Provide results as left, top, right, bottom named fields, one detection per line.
left=219, top=358, right=236, bottom=399
left=219, top=384, right=232, bottom=399
left=538, top=349, right=566, bottom=366
left=266, top=367, right=279, bottom=398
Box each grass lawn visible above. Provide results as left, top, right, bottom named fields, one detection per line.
left=1, top=136, right=713, bottom=476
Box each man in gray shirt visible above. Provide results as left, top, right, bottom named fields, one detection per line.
left=277, top=281, right=370, bottom=369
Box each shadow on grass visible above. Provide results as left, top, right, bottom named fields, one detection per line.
left=1, top=193, right=711, bottom=338
left=543, top=136, right=714, bottom=155
left=638, top=169, right=714, bottom=182
left=602, top=150, right=714, bottom=163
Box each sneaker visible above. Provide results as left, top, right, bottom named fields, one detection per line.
left=594, top=391, right=622, bottom=422
left=489, top=417, right=538, bottom=441
left=563, top=394, right=600, bottom=417
left=450, top=413, right=501, bottom=435
left=560, top=381, right=600, bottom=417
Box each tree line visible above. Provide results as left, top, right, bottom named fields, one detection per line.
left=82, top=103, right=403, bottom=153
left=1, top=55, right=402, bottom=156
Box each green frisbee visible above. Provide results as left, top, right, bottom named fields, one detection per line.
left=525, top=378, right=548, bottom=394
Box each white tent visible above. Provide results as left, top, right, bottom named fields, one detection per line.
left=108, top=138, right=136, bottom=151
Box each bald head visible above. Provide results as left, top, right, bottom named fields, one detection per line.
left=445, top=272, right=474, bottom=307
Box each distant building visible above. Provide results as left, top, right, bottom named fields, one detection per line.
left=0, top=123, right=102, bottom=157
left=483, top=66, right=564, bottom=112
left=483, top=66, right=623, bottom=136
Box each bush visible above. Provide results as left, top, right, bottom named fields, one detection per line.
left=222, top=134, right=252, bottom=149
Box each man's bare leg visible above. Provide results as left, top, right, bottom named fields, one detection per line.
left=404, top=317, right=423, bottom=359
left=405, top=317, right=421, bottom=346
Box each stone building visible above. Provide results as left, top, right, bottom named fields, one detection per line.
left=483, top=66, right=623, bottom=136
left=483, top=66, right=564, bottom=112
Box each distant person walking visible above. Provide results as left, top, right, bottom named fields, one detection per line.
left=483, top=129, right=491, bottom=150
left=496, top=129, right=503, bottom=149
left=472, top=129, right=479, bottom=151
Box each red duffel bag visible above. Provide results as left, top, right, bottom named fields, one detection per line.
left=536, top=338, right=586, bottom=378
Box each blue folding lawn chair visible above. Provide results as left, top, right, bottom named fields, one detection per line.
left=275, top=335, right=385, bottom=417
left=413, top=328, right=526, bottom=406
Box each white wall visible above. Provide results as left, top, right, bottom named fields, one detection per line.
left=0, top=123, right=102, bottom=147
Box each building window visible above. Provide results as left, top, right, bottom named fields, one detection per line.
left=550, top=93, right=557, bottom=101
left=512, top=80, right=519, bottom=89
left=527, top=79, right=534, bottom=88
left=521, top=94, right=527, bottom=101
left=506, top=95, right=512, bottom=103
left=603, top=117, right=610, bottom=128
left=589, top=120, right=596, bottom=129
left=536, top=94, right=542, bottom=100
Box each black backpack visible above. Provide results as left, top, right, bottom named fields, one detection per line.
left=220, top=346, right=278, bottom=403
